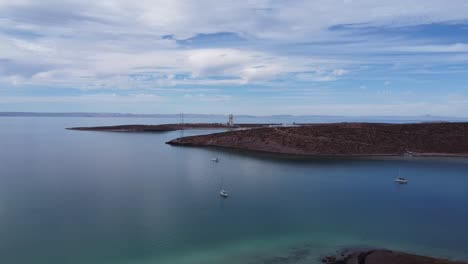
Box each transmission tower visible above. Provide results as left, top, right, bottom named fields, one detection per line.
left=228, top=114, right=234, bottom=127
left=179, top=112, right=185, bottom=125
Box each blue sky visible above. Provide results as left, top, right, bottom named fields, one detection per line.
left=1, top=0, right=468, bottom=116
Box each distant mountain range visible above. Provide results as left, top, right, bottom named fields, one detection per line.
left=1, top=112, right=467, bottom=123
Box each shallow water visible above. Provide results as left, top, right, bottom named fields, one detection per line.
left=0, top=117, right=467, bottom=264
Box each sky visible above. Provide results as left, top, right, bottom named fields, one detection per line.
left=1, top=0, right=468, bottom=116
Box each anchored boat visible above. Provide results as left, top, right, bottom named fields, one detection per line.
left=394, top=169, right=408, bottom=184
left=394, top=177, right=408, bottom=184
left=220, top=189, right=229, bottom=198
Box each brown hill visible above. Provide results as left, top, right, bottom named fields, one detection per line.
left=167, top=122, right=468, bottom=157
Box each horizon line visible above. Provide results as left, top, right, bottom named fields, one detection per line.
left=1, top=111, right=468, bottom=119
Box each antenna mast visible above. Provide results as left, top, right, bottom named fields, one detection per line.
left=228, top=114, right=234, bottom=127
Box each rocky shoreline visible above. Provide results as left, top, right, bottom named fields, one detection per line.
left=167, top=122, right=468, bottom=157
left=322, top=249, right=467, bottom=264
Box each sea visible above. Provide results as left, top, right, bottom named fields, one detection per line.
left=0, top=116, right=467, bottom=264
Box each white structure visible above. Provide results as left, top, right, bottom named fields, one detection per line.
left=227, top=114, right=234, bottom=127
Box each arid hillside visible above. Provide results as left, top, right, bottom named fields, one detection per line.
left=167, top=122, right=468, bottom=156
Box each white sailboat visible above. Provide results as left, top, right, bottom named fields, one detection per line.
left=218, top=165, right=229, bottom=197
left=394, top=169, right=408, bottom=184
left=219, top=189, right=229, bottom=198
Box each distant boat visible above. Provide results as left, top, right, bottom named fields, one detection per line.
left=394, top=169, right=408, bottom=184
left=220, top=189, right=229, bottom=198
left=394, top=177, right=408, bottom=184
left=211, top=157, right=219, bottom=162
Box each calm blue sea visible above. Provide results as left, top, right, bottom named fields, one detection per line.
left=1, top=117, right=467, bottom=264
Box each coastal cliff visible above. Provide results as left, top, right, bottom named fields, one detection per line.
left=167, top=122, right=468, bottom=157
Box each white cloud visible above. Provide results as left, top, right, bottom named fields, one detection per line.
left=392, top=43, right=468, bottom=53
left=1, top=0, right=468, bottom=90
left=187, top=49, right=252, bottom=77
left=0, top=93, right=163, bottom=104
left=295, top=68, right=350, bottom=82
left=186, top=49, right=292, bottom=83
left=183, top=93, right=233, bottom=102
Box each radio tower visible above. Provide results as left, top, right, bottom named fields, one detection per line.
left=228, top=114, right=234, bottom=127
left=179, top=112, right=184, bottom=125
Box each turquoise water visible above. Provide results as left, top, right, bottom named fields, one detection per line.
left=0, top=117, right=468, bottom=264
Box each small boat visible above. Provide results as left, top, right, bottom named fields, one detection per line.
left=211, top=158, right=219, bottom=162
left=219, top=189, right=229, bottom=198
left=394, top=177, right=408, bottom=184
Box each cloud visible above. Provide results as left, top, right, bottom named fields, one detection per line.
left=1, top=1, right=468, bottom=115
left=392, top=43, right=468, bottom=53
left=186, top=49, right=289, bottom=83
left=1, top=0, right=467, bottom=89
left=187, top=49, right=252, bottom=77
left=183, top=93, right=233, bottom=102
left=0, top=93, right=163, bottom=104
left=294, top=68, right=350, bottom=82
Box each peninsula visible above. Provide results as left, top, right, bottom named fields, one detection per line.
left=167, top=122, right=468, bottom=157
left=67, top=123, right=276, bottom=132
